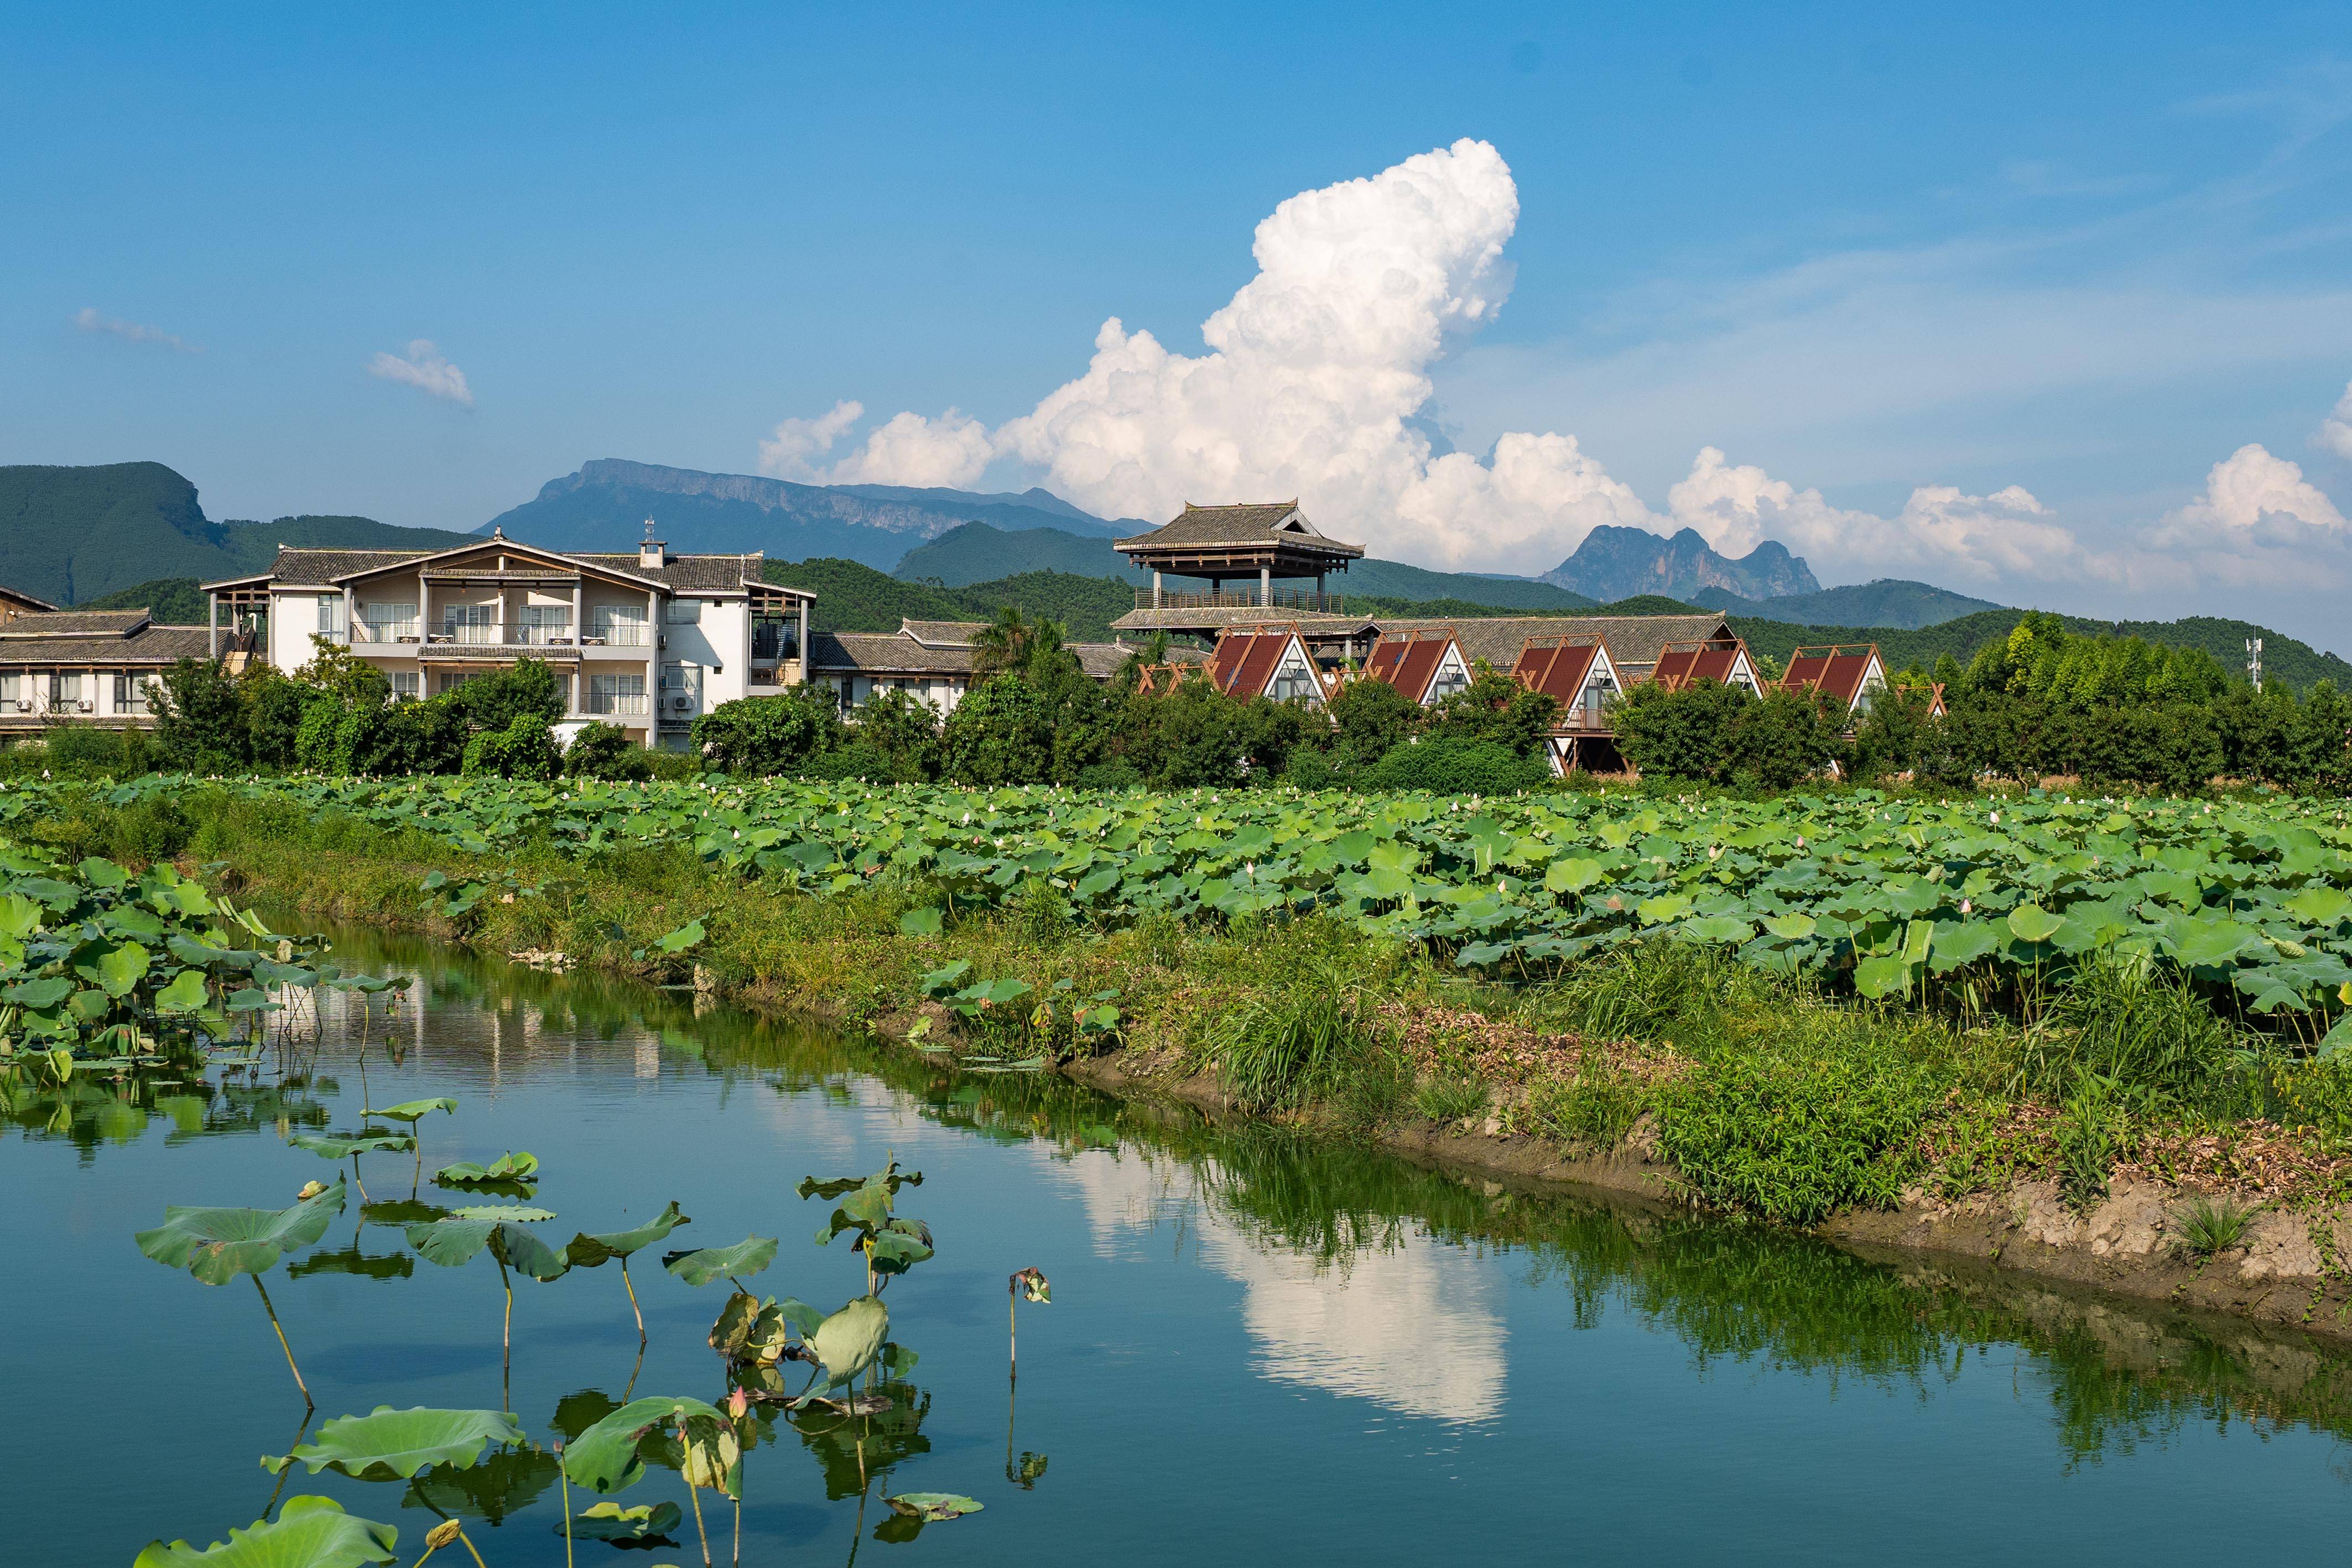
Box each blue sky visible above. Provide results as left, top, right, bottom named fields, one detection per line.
left=9, top=3, right=2352, bottom=646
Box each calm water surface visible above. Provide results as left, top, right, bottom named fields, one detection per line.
left=10, top=925, right=2352, bottom=1564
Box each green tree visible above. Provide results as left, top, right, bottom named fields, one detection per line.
left=293, top=634, right=392, bottom=707
left=452, top=659, right=564, bottom=731
left=153, top=657, right=250, bottom=772
left=1608, top=679, right=1750, bottom=783
left=1724, top=688, right=1845, bottom=789
left=1425, top=670, right=1558, bottom=758
left=937, top=676, right=1054, bottom=784
left=241, top=665, right=313, bottom=768
left=692, top=685, right=843, bottom=774
left=849, top=687, right=941, bottom=780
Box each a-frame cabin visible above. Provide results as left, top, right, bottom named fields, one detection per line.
left=1511, top=632, right=1625, bottom=775
left=1361, top=626, right=1472, bottom=706
left=1207, top=622, right=1331, bottom=706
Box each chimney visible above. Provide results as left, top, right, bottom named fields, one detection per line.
left=638, top=518, right=665, bottom=569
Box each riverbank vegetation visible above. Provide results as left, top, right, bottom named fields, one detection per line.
left=9, top=776, right=2352, bottom=1243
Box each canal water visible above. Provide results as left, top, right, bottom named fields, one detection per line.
left=9, top=926, right=2352, bottom=1564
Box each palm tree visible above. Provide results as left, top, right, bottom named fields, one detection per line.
left=972, top=607, right=1035, bottom=678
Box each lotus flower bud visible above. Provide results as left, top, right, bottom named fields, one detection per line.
left=426, top=1520, right=462, bottom=1549
left=296, top=1180, right=326, bottom=1200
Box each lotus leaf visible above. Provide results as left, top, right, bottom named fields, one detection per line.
left=434, top=1150, right=538, bottom=1186
left=402, top=1446, right=559, bottom=1524
left=558, top=1501, right=681, bottom=1542
left=565, top=1200, right=689, bottom=1266
left=132, top=1496, right=398, bottom=1568
left=405, top=1210, right=569, bottom=1279
left=805, top=1295, right=890, bottom=1390
left=138, top=1178, right=347, bottom=1285
left=561, top=1395, right=733, bottom=1494
left=2006, top=904, right=2065, bottom=944
left=362, top=1098, right=457, bottom=1124
left=266, top=1407, right=524, bottom=1480
left=663, top=1233, right=777, bottom=1286
left=884, top=1493, right=984, bottom=1521
left=291, top=1132, right=415, bottom=1160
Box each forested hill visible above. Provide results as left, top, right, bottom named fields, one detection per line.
left=0, top=462, right=474, bottom=605
left=1726, top=608, right=2352, bottom=692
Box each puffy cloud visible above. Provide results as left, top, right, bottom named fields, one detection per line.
left=826, top=409, right=992, bottom=488
left=367, top=340, right=472, bottom=407
left=72, top=307, right=197, bottom=352
left=2316, top=380, right=2352, bottom=461
left=755, top=400, right=991, bottom=488
left=1660, top=447, right=2079, bottom=582
left=756, top=399, right=863, bottom=478
left=2166, top=443, right=2346, bottom=539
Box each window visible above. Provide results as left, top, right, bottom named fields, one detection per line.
left=587, top=673, right=646, bottom=716
left=0, top=674, right=19, bottom=710
left=590, top=603, right=648, bottom=647
left=50, top=673, right=84, bottom=711
left=390, top=672, right=422, bottom=702
left=359, top=602, right=418, bottom=643
left=518, top=604, right=572, bottom=645
left=1581, top=676, right=1616, bottom=725
left=1267, top=650, right=1323, bottom=705
left=316, top=595, right=346, bottom=638
left=665, top=597, right=702, bottom=624
left=1426, top=660, right=1469, bottom=704
left=443, top=603, right=497, bottom=644
left=436, top=672, right=481, bottom=697
left=113, top=674, right=154, bottom=715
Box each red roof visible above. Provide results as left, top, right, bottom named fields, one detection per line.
left=1652, top=639, right=1750, bottom=690
left=1782, top=644, right=1880, bottom=704
left=1209, top=624, right=1312, bottom=700
left=1512, top=636, right=1604, bottom=702
left=1364, top=629, right=1458, bottom=703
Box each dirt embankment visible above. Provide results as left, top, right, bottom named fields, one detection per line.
left=1054, top=1037, right=2352, bottom=1348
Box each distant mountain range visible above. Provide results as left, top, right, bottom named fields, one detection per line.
left=11, top=458, right=2346, bottom=687
left=0, top=462, right=473, bottom=607
left=1693, top=579, right=2008, bottom=631
left=481, top=459, right=1133, bottom=569
left=1541, top=525, right=1819, bottom=602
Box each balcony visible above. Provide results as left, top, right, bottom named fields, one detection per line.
left=1133, top=588, right=1348, bottom=614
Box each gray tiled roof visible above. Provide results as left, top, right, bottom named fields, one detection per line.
left=808, top=632, right=974, bottom=675
left=898, top=619, right=987, bottom=648
left=572, top=553, right=767, bottom=592
left=223, top=544, right=769, bottom=593
left=0, top=610, right=153, bottom=638
left=0, top=624, right=211, bottom=665
left=1368, top=614, right=1736, bottom=671
left=1115, top=502, right=1364, bottom=557
left=809, top=629, right=1146, bottom=683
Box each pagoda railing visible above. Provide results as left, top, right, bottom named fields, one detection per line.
left=1135, top=588, right=1347, bottom=613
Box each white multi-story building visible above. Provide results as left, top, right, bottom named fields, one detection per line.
left=200, top=529, right=816, bottom=747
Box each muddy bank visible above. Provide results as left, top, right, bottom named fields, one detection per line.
left=1057, top=1039, right=2352, bottom=1348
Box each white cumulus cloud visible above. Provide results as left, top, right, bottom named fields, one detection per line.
left=2166, top=443, right=2346, bottom=539
left=757, top=399, right=864, bottom=478
left=367, top=340, right=473, bottom=407
left=2316, top=380, right=2352, bottom=461
left=72, top=307, right=197, bottom=352
left=790, top=139, right=2074, bottom=581
left=756, top=400, right=991, bottom=488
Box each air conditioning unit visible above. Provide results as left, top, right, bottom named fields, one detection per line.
left=670, top=695, right=693, bottom=711
left=77, top=701, right=93, bottom=713
left=12, top=701, right=27, bottom=713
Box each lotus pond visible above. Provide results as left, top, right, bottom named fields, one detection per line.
left=14, top=924, right=2352, bottom=1566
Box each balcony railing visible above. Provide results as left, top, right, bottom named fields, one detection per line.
left=1133, top=588, right=1347, bottom=614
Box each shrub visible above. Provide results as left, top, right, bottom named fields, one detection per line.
left=1658, top=1044, right=1942, bottom=1224
left=563, top=721, right=649, bottom=780
left=1424, top=670, right=1557, bottom=758
left=45, top=725, right=153, bottom=777
left=693, top=686, right=844, bottom=774
left=464, top=713, right=560, bottom=779
left=110, top=794, right=192, bottom=863
left=1200, top=972, right=1389, bottom=1111
left=293, top=695, right=346, bottom=772
left=1324, top=675, right=1420, bottom=767
left=241, top=666, right=312, bottom=768
left=1359, top=736, right=1548, bottom=794
left=799, top=739, right=896, bottom=782
left=850, top=687, right=941, bottom=779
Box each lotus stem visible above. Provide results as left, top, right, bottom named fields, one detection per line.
left=679, top=1419, right=714, bottom=1568
left=497, top=1254, right=513, bottom=1405
left=251, top=1274, right=312, bottom=1408
left=456, top=1529, right=488, bottom=1568
left=1009, top=1287, right=1017, bottom=1379
left=350, top=1152, right=370, bottom=1203
left=622, top=1257, right=646, bottom=1341
left=557, top=1441, right=574, bottom=1568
